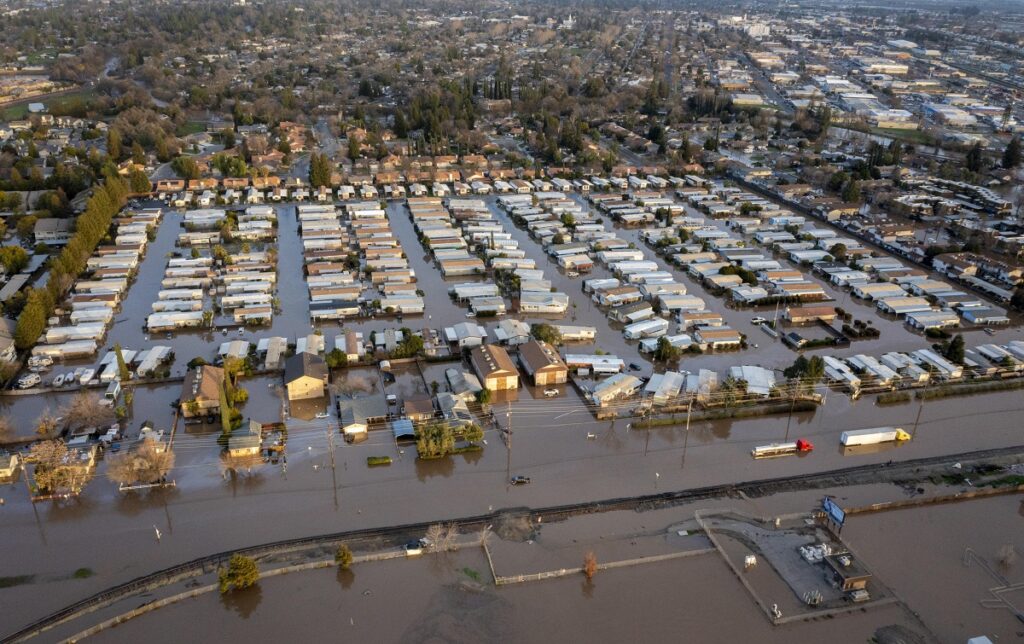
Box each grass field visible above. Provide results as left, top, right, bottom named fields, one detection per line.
left=175, top=121, right=206, bottom=137
left=0, top=86, right=98, bottom=121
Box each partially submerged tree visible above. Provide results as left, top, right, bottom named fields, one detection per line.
left=583, top=551, right=598, bottom=581
left=334, top=544, right=354, bottom=570
left=30, top=440, right=94, bottom=496
left=106, top=438, right=175, bottom=486
left=64, top=392, right=115, bottom=430
left=218, top=554, right=259, bottom=594
left=34, top=408, right=62, bottom=438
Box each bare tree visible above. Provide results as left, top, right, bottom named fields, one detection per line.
left=64, top=392, right=115, bottom=430
left=106, top=438, right=176, bottom=486
left=425, top=523, right=445, bottom=547
left=34, top=408, right=61, bottom=438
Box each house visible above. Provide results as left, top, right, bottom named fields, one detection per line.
left=470, top=344, right=519, bottom=391
left=403, top=395, right=435, bottom=422
left=227, top=420, right=262, bottom=458
left=284, top=352, right=329, bottom=400
left=34, top=218, right=73, bottom=245
left=338, top=396, right=389, bottom=438
left=518, top=340, right=568, bottom=385
left=588, top=373, right=642, bottom=406
left=180, top=365, right=225, bottom=418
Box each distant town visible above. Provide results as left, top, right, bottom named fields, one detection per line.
left=0, top=1, right=1022, bottom=642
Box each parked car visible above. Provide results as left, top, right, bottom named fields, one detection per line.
left=17, top=373, right=41, bottom=389
left=315, top=412, right=329, bottom=419
left=510, top=475, right=531, bottom=485
left=628, top=362, right=642, bottom=372
left=984, top=328, right=995, bottom=336
left=543, top=389, right=559, bottom=398
left=751, top=317, right=767, bottom=325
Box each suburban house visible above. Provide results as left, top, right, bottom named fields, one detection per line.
left=284, top=352, right=329, bottom=400
left=180, top=365, right=225, bottom=418
left=338, top=396, right=390, bottom=438
left=518, top=340, right=568, bottom=386
left=34, top=218, right=73, bottom=245
left=470, top=344, right=520, bottom=391
left=403, top=395, right=436, bottom=423
left=227, top=420, right=262, bottom=458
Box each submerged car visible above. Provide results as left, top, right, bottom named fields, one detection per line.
left=510, top=475, right=531, bottom=485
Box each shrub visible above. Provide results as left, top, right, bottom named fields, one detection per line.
left=334, top=544, right=354, bottom=570
left=218, top=554, right=259, bottom=594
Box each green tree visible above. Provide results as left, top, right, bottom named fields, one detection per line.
left=828, top=243, right=848, bottom=261
left=944, top=334, right=965, bottom=364
left=348, top=135, right=362, bottom=160
left=325, top=348, right=348, bottom=368
left=107, top=128, right=123, bottom=161
left=171, top=156, right=200, bottom=180
left=965, top=143, right=984, bottom=173
left=334, top=544, right=354, bottom=570
left=461, top=422, right=484, bottom=444
left=309, top=152, right=332, bottom=188
left=114, top=343, right=130, bottom=382
left=131, top=141, right=146, bottom=164
left=1003, top=136, right=1021, bottom=169
left=841, top=180, right=861, bottom=203
left=654, top=336, right=682, bottom=362
left=415, top=421, right=456, bottom=458
left=0, top=246, right=29, bottom=273
left=218, top=554, right=259, bottom=594
left=530, top=323, right=562, bottom=345
left=128, top=170, right=152, bottom=193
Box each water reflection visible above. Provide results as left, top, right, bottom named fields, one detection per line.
left=336, top=568, right=355, bottom=590
left=415, top=457, right=455, bottom=481
left=581, top=578, right=595, bottom=599
left=220, top=583, right=263, bottom=619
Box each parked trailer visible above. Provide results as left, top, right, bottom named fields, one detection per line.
left=751, top=439, right=813, bottom=459
left=839, top=427, right=911, bottom=447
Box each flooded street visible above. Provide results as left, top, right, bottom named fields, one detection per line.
left=1, top=193, right=1023, bottom=637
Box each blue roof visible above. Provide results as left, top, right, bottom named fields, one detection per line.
left=391, top=419, right=416, bottom=441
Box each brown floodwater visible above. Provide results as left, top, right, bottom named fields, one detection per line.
left=84, top=539, right=921, bottom=644
left=1, top=192, right=1022, bottom=638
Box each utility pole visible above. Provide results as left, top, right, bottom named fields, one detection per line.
left=327, top=427, right=338, bottom=510
left=911, top=395, right=924, bottom=439
left=681, top=397, right=693, bottom=470
left=784, top=381, right=798, bottom=442
left=505, top=403, right=512, bottom=483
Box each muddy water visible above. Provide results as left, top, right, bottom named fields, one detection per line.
left=2, top=194, right=1023, bottom=635
left=843, top=494, right=1024, bottom=643
left=85, top=544, right=919, bottom=644
left=1, top=384, right=1022, bottom=635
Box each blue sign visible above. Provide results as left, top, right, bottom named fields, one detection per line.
left=822, top=497, right=846, bottom=526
